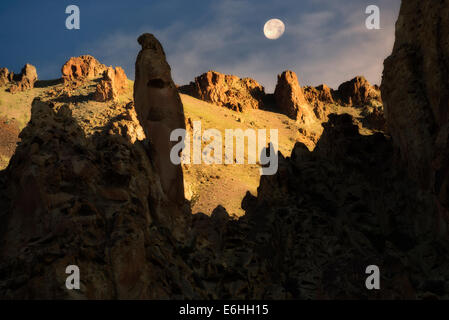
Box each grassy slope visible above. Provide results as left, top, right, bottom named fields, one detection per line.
left=181, top=94, right=304, bottom=216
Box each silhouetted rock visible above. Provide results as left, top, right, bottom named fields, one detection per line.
left=134, top=33, right=187, bottom=221
left=243, top=113, right=445, bottom=298
left=179, top=70, right=265, bottom=111
left=382, top=0, right=449, bottom=234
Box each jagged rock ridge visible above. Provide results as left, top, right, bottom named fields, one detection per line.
left=179, top=70, right=266, bottom=112
left=0, top=64, right=38, bottom=93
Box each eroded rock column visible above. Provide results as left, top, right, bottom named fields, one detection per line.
left=133, top=33, right=186, bottom=206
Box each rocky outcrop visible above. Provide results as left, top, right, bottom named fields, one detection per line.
left=179, top=70, right=265, bottom=111
left=94, top=66, right=128, bottom=102
left=0, top=68, right=13, bottom=87
left=133, top=33, right=186, bottom=216
left=361, top=105, right=386, bottom=131
left=274, top=70, right=317, bottom=124
left=382, top=1, right=449, bottom=234
left=9, top=64, right=38, bottom=93
left=336, top=76, right=381, bottom=107
left=0, top=98, right=200, bottom=299
left=304, top=84, right=334, bottom=120
left=239, top=113, right=447, bottom=299
left=62, top=55, right=107, bottom=85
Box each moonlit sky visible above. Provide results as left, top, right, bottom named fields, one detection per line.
left=0, top=0, right=401, bottom=92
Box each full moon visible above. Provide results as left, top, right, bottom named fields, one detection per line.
left=263, top=18, right=285, bottom=40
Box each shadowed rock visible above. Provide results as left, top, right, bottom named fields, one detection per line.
left=134, top=33, right=186, bottom=207
left=336, top=76, right=381, bottom=107
left=382, top=0, right=449, bottom=232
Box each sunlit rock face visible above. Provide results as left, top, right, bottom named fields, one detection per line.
left=274, top=70, right=317, bottom=125
left=179, top=70, right=266, bottom=112
left=62, top=55, right=107, bottom=85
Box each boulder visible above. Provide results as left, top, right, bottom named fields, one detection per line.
left=273, top=70, right=317, bottom=124
left=179, top=70, right=265, bottom=111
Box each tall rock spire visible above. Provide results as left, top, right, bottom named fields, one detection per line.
left=134, top=33, right=186, bottom=206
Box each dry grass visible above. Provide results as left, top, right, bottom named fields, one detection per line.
left=180, top=94, right=307, bottom=216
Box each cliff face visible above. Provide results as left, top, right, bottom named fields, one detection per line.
left=381, top=1, right=449, bottom=233
left=242, top=114, right=449, bottom=299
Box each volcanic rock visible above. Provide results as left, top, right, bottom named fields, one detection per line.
left=179, top=70, right=265, bottom=112
left=382, top=0, right=449, bottom=233
left=243, top=113, right=446, bottom=299
left=274, top=70, right=317, bottom=124
left=134, top=33, right=186, bottom=213
left=62, top=55, right=107, bottom=85
left=304, top=84, right=335, bottom=120
left=0, top=68, right=12, bottom=87
left=94, top=66, right=128, bottom=102
left=0, top=97, right=201, bottom=299
left=9, top=64, right=38, bottom=93
left=336, top=76, right=381, bottom=107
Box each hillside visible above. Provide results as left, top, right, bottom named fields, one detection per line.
left=0, top=70, right=383, bottom=217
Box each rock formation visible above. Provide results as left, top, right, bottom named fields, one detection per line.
left=94, top=66, right=128, bottom=102
left=62, top=55, right=107, bottom=85
left=0, top=97, right=200, bottom=299
left=8, top=64, right=38, bottom=93
left=382, top=0, right=449, bottom=234
left=304, top=84, right=334, bottom=120
left=274, top=70, right=317, bottom=124
left=336, top=76, right=381, bottom=107
left=0, top=68, right=13, bottom=87
left=239, top=113, right=446, bottom=299
left=133, top=33, right=186, bottom=212
left=2, top=0, right=449, bottom=299
left=179, top=70, right=265, bottom=111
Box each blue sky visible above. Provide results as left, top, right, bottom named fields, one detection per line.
left=0, top=0, right=400, bottom=92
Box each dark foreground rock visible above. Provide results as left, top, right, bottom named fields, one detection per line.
left=382, top=0, right=449, bottom=234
